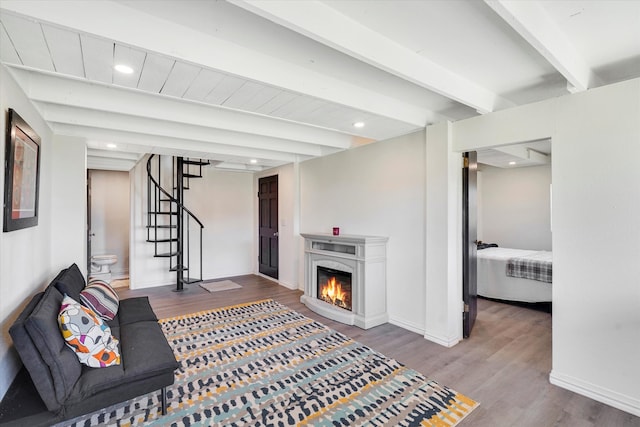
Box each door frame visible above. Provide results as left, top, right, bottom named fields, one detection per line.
left=86, top=168, right=132, bottom=283
left=462, top=151, right=478, bottom=338
left=87, top=170, right=92, bottom=274
left=256, top=174, right=279, bottom=280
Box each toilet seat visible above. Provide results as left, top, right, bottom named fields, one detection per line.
left=91, top=255, right=117, bottom=266
left=90, top=255, right=118, bottom=284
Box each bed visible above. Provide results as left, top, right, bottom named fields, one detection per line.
left=477, top=247, right=552, bottom=303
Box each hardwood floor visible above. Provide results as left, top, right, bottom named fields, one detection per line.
left=118, top=275, right=640, bottom=427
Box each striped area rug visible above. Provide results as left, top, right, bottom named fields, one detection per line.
left=71, top=299, right=478, bottom=426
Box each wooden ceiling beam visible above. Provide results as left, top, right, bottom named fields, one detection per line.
left=10, top=67, right=352, bottom=150
left=0, top=0, right=432, bottom=126
left=230, top=0, right=514, bottom=114
left=484, top=0, right=601, bottom=92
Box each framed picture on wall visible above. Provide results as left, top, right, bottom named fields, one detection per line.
left=3, top=109, right=41, bottom=232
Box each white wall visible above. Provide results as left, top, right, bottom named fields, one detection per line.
left=187, top=167, right=254, bottom=280
left=0, top=67, right=54, bottom=398
left=255, top=163, right=301, bottom=290
left=551, top=79, right=640, bottom=416
left=130, top=157, right=254, bottom=289
left=425, top=122, right=463, bottom=346
left=453, top=78, right=640, bottom=416
left=299, top=130, right=426, bottom=333
left=50, top=135, right=87, bottom=276
left=478, top=164, right=551, bottom=251
left=89, top=169, right=130, bottom=277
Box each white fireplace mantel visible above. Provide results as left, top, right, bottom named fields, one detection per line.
left=300, top=233, right=388, bottom=329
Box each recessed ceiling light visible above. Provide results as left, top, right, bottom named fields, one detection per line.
left=353, top=122, right=365, bottom=128
left=106, top=143, right=117, bottom=149
left=509, top=161, right=516, bottom=165
left=114, top=64, right=134, bottom=74
left=250, top=159, right=258, bottom=164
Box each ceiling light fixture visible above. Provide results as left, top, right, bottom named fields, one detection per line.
left=353, top=122, right=365, bottom=128
left=114, top=64, right=134, bottom=74
left=509, top=161, right=516, bottom=166
left=106, top=143, right=117, bottom=149
left=250, top=159, right=258, bottom=164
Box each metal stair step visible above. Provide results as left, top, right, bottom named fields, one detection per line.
left=180, top=277, right=202, bottom=284
left=170, top=265, right=189, bottom=272
left=148, top=211, right=178, bottom=215
left=183, top=173, right=203, bottom=178
left=146, top=225, right=177, bottom=229
left=146, top=238, right=178, bottom=243
left=183, top=159, right=210, bottom=166
left=154, top=252, right=179, bottom=258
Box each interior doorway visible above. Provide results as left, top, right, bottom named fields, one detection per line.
left=258, top=175, right=279, bottom=279
left=87, top=169, right=131, bottom=288
left=473, top=140, right=553, bottom=311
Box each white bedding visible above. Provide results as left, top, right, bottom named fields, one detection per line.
left=477, top=247, right=552, bottom=303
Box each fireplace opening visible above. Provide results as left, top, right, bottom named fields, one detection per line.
left=317, top=266, right=352, bottom=311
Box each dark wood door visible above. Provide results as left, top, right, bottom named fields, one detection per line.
left=258, top=175, right=278, bottom=279
left=462, top=151, right=478, bottom=338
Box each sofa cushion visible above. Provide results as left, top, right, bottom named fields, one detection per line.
left=53, top=263, right=86, bottom=301
left=58, top=295, right=120, bottom=368
left=79, top=278, right=119, bottom=321
left=24, top=285, right=82, bottom=406
left=8, top=292, right=60, bottom=412
left=70, top=320, right=178, bottom=399
left=116, top=297, right=158, bottom=326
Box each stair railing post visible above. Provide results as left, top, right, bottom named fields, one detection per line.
left=186, top=219, right=190, bottom=283
left=147, top=169, right=151, bottom=244
left=176, top=156, right=185, bottom=291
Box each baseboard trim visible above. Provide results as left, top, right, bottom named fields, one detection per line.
left=388, top=316, right=425, bottom=336
left=388, top=318, right=461, bottom=348
left=256, top=273, right=299, bottom=290
left=277, top=280, right=299, bottom=291
left=423, top=330, right=461, bottom=348
left=550, top=370, right=640, bottom=417
left=130, top=280, right=174, bottom=290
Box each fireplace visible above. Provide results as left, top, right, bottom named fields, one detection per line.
left=317, top=266, right=352, bottom=311
left=301, top=233, right=388, bottom=329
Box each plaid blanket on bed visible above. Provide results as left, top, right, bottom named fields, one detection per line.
left=506, top=251, right=552, bottom=283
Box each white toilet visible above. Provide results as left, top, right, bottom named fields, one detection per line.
left=90, top=254, right=118, bottom=283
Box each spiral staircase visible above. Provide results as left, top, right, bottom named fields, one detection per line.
left=146, top=154, right=209, bottom=291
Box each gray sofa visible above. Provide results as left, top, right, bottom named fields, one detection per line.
left=5, top=264, right=178, bottom=426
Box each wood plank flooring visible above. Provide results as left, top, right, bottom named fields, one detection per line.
left=118, top=275, right=640, bottom=427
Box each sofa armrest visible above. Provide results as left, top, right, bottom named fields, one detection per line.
left=8, top=293, right=59, bottom=412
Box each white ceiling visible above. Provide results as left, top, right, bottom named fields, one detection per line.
left=476, top=139, right=551, bottom=169
left=1, top=0, right=639, bottom=171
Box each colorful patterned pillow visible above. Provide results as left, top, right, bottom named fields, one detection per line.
left=58, top=295, right=120, bottom=368
left=79, top=278, right=119, bottom=321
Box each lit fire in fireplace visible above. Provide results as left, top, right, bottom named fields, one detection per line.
left=319, top=276, right=350, bottom=310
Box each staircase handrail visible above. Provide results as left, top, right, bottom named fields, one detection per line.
left=146, top=154, right=204, bottom=228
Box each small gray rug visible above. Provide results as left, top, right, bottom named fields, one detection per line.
left=199, top=280, right=242, bottom=293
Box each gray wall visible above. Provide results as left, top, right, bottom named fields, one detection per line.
left=478, top=164, right=551, bottom=250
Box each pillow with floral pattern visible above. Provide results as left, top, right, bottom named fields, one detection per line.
left=57, top=294, right=120, bottom=368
